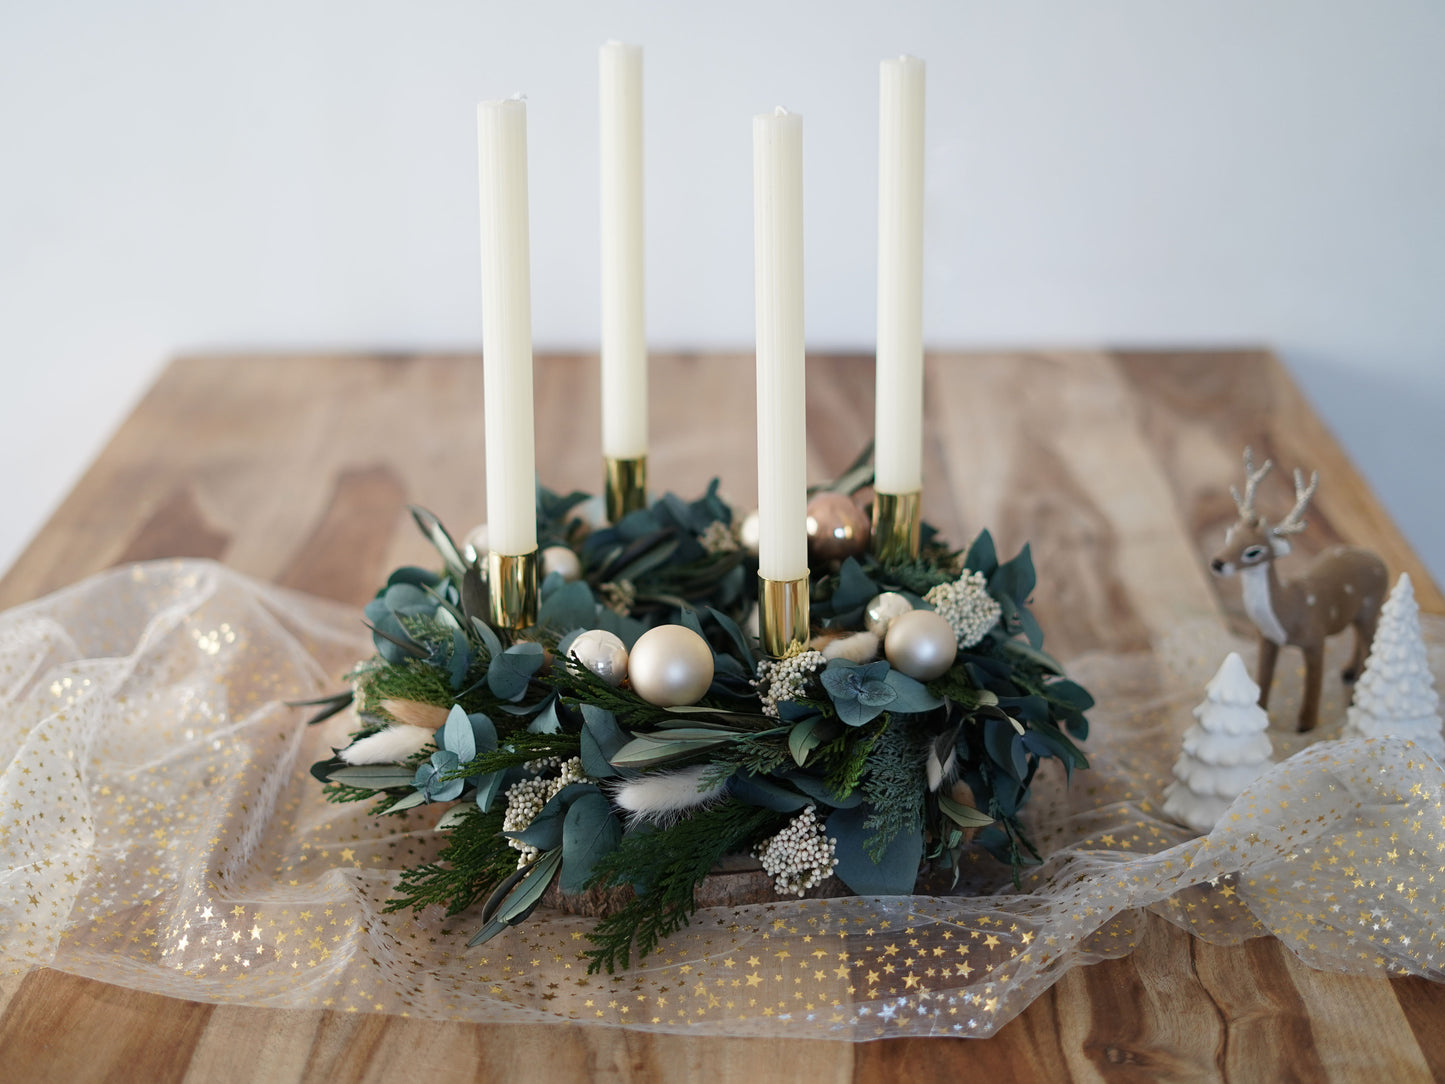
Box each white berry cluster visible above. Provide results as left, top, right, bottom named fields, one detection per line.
left=599, top=579, right=636, bottom=616
left=754, top=806, right=838, bottom=897
left=501, top=756, right=586, bottom=865
left=925, top=570, right=1001, bottom=649
left=755, top=649, right=827, bottom=717
left=699, top=519, right=741, bottom=554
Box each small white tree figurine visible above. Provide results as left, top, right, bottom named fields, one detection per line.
left=1340, top=573, right=1444, bottom=762
left=1163, top=652, right=1274, bottom=833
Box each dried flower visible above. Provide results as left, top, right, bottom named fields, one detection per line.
left=699, top=520, right=741, bottom=554
left=501, top=756, right=586, bottom=866
left=925, top=570, right=1001, bottom=649
left=755, top=806, right=838, bottom=897
left=755, top=649, right=827, bottom=717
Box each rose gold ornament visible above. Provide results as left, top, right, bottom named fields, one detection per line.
left=805, top=492, right=871, bottom=562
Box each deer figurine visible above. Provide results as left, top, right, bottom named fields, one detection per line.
left=1210, top=449, right=1387, bottom=732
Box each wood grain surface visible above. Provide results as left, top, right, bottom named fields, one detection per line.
left=0, top=349, right=1441, bottom=1083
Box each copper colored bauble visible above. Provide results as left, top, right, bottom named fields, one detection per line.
left=627, top=625, right=715, bottom=706
left=864, top=591, right=913, bottom=637
left=884, top=609, right=957, bottom=681
left=806, top=492, right=870, bottom=562
left=542, top=545, right=583, bottom=582
left=568, top=629, right=628, bottom=687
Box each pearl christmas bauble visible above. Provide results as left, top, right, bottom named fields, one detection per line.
left=568, top=629, right=629, bottom=687
left=884, top=609, right=958, bottom=681
left=805, top=492, right=871, bottom=562
left=628, top=625, right=715, bottom=706
left=464, top=523, right=489, bottom=563
left=864, top=592, right=913, bottom=637
left=542, top=545, right=582, bottom=582
left=738, top=510, right=761, bottom=555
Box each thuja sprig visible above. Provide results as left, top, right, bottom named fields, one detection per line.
left=860, top=722, right=926, bottom=862
left=812, top=721, right=883, bottom=798
left=436, top=733, right=581, bottom=782
left=583, top=801, right=781, bottom=974
left=386, top=804, right=516, bottom=917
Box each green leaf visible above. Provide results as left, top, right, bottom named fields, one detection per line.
left=446, top=627, right=471, bottom=690
left=610, top=732, right=733, bottom=769
left=1000, top=639, right=1065, bottom=676
left=325, top=766, right=418, bottom=789
left=506, top=782, right=601, bottom=850
left=474, top=766, right=514, bottom=813
left=788, top=716, right=828, bottom=766
left=385, top=790, right=429, bottom=813
left=288, top=690, right=354, bottom=726
left=990, top=543, right=1036, bottom=607
left=364, top=619, right=427, bottom=662
left=580, top=705, right=628, bottom=778
left=471, top=616, right=503, bottom=659
left=441, top=704, right=475, bottom=761
left=963, top=530, right=998, bottom=577
left=785, top=770, right=863, bottom=810
left=461, top=565, right=488, bottom=624
left=487, top=642, right=546, bottom=701
left=528, top=697, right=564, bottom=735
left=937, top=793, right=995, bottom=829
left=537, top=580, right=598, bottom=630
left=983, top=719, right=1028, bottom=781
left=410, top=506, right=469, bottom=579
left=881, top=669, right=944, bottom=715
left=560, top=793, right=622, bottom=894
left=729, top=772, right=811, bottom=812
left=1045, top=679, right=1095, bottom=712
left=826, top=803, right=922, bottom=894
left=706, top=606, right=756, bottom=671
left=472, top=848, right=564, bottom=941
left=830, top=558, right=879, bottom=614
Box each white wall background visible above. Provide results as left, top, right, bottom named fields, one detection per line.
left=2, top=1, right=1442, bottom=582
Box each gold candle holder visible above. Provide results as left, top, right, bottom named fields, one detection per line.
left=758, top=574, right=810, bottom=658
left=604, top=455, right=648, bottom=523
left=487, top=550, right=540, bottom=629
left=871, top=490, right=922, bottom=565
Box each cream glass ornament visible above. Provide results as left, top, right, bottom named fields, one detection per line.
left=738, top=510, right=762, bottom=555
left=864, top=591, right=913, bottom=637
left=464, top=523, right=489, bottom=564
left=542, top=545, right=583, bottom=582
left=568, top=629, right=629, bottom=687
left=884, top=609, right=956, bottom=680
left=628, top=625, right=715, bottom=706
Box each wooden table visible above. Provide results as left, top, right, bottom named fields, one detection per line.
left=1, top=350, right=1442, bottom=1082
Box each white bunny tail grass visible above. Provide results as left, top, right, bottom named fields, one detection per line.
left=340, top=724, right=434, bottom=765
left=611, top=765, right=729, bottom=827
left=379, top=698, right=450, bottom=730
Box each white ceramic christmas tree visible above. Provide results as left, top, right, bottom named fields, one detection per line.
left=1163, top=651, right=1274, bottom=833
left=1340, top=573, right=1444, bottom=762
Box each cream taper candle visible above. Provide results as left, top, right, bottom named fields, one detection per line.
left=599, top=41, right=648, bottom=459
left=874, top=55, right=926, bottom=496
left=753, top=108, right=808, bottom=583
left=477, top=97, right=537, bottom=557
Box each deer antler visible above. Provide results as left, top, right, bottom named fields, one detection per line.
left=1271, top=468, right=1319, bottom=537
left=1230, top=446, right=1273, bottom=521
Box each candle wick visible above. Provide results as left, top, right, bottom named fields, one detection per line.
left=508, top=91, right=527, bottom=102
left=773, top=106, right=790, bottom=117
